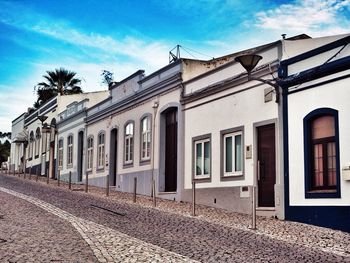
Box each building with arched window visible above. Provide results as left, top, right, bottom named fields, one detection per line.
left=280, top=34, right=350, bottom=231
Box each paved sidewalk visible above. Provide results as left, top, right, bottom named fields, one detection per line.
left=0, top=190, right=97, bottom=263
left=0, top=186, right=197, bottom=263
left=1, top=172, right=350, bottom=262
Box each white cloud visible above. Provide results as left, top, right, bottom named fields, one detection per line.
left=254, top=0, right=350, bottom=37
left=0, top=2, right=170, bottom=70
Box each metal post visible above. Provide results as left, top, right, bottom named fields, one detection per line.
left=23, top=166, right=26, bottom=179
left=17, top=166, right=20, bottom=177
left=46, top=167, right=49, bottom=184
left=68, top=171, right=72, bottom=190
left=251, top=186, right=257, bottom=230
left=106, top=174, right=109, bottom=197
left=152, top=178, right=156, bottom=207
left=29, top=166, right=32, bottom=180
left=133, top=177, right=137, bottom=203
left=57, top=170, right=60, bottom=187
left=36, top=167, right=38, bottom=182
left=85, top=172, right=88, bottom=193
left=192, top=180, right=196, bottom=216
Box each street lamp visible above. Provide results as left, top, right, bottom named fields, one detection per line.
left=235, top=54, right=280, bottom=103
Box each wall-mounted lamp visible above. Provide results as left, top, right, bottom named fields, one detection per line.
left=235, top=54, right=280, bottom=103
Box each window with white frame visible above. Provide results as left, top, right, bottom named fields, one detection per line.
left=67, top=135, right=73, bottom=167
left=87, top=137, right=93, bottom=170
left=194, top=138, right=211, bottom=179
left=141, top=116, right=151, bottom=161
left=58, top=139, right=63, bottom=168
left=29, top=131, right=34, bottom=159
left=35, top=128, right=40, bottom=157
left=223, top=131, right=243, bottom=176
left=124, top=122, right=134, bottom=164
left=41, top=132, right=47, bottom=153
left=97, top=132, right=105, bottom=169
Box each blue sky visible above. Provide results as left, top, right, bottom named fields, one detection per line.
left=0, top=0, right=349, bottom=131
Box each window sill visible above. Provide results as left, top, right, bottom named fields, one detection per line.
left=139, top=159, right=151, bottom=166
left=96, top=167, right=105, bottom=173
left=193, top=176, right=211, bottom=183
left=220, top=173, right=244, bottom=181
left=123, top=162, right=134, bottom=169
left=305, top=189, right=340, bottom=199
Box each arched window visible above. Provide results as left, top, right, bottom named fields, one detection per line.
left=141, top=116, right=151, bottom=161
left=97, top=132, right=105, bottom=169
left=67, top=135, right=73, bottom=167
left=35, top=128, right=41, bottom=158
left=29, top=131, right=34, bottom=159
left=304, top=108, right=340, bottom=198
left=58, top=139, right=64, bottom=168
left=124, top=122, right=134, bottom=164
left=87, top=136, right=94, bottom=171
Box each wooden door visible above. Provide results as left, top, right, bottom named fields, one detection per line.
left=165, top=108, right=177, bottom=192
left=257, top=124, right=276, bottom=207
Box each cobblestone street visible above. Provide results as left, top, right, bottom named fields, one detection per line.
left=1, top=172, right=350, bottom=262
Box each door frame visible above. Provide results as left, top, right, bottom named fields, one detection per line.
left=157, top=102, right=184, bottom=199
left=109, top=128, right=118, bottom=187
left=253, top=118, right=278, bottom=208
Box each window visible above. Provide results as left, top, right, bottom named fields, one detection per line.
left=29, top=131, right=34, bottom=160
left=67, top=135, right=73, bottom=167
left=42, top=132, right=47, bottom=153
left=141, top=116, right=151, bottom=161
left=124, top=122, right=134, bottom=164
left=193, top=136, right=211, bottom=179
left=223, top=132, right=243, bottom=176
left=87, top=137, right=93, bottom=170
left=35, top=128, right=40, bottom=158
left=58, top=139, right=63, bottom=168
left=97, top=132, right=105, bottom=169
left=304, top=108, right=340, bottom=198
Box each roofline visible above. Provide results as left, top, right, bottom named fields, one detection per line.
left=12, top=112, right=27, bottom=124
left=109, top=70, right=145, bottom=90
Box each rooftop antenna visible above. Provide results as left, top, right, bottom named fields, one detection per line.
left=169, top=45, right=181, bottom=63
left=281, top=34, right=286, bottom=40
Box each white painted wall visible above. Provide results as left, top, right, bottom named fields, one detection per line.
left=288, top=74, right=350, bottom=206
left=184, top=81, right=279, bottom=190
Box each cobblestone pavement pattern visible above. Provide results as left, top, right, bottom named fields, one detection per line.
left=0, top=186, right=197, bottom=263
left=1, top=173, right=350, bottom=262
left=0, top=191, right=97, bottom=263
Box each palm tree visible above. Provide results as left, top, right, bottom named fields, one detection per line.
left=34, top=68, right=83, bottom=107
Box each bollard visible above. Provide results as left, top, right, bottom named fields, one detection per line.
left=192, top=180, right=196, bottom=216
left=106, top=174, right=109, bottom=197
left=152, top=178, right=156, bottom=207
left=17, top=167, right=20, bottom=178
left=133, top=177, right=137, bottom=203
left=36, top=167, right=38, bottom=182
left=68, top=171, right=72, bottom=190
left=23, top=166, right=26, bottom=179
left=29, top=167, right=32, bottom=180
left=85, top=172, right=89, bottom=193
left=57, top=170, right=60, bottom=187
left=46, top=167, right=49, bottom=184
left=251, top=186, right=257, bottom=230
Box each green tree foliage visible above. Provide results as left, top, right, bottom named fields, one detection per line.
left=34, top=68, right=83, bottom=108
left=101, top=70, right=114, bottom=87
left=0, top=132, right=11, bottom=165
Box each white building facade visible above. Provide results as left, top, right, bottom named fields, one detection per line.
left=280, top=34, right=350, bottom=231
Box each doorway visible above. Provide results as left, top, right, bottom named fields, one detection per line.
left=109, top=128, right=118, bottom=186
left=257, top=123, right=276, bottom=207
left=164, top=108, right=178, bottom=192
left=77, top=130, right=84, bottom=182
